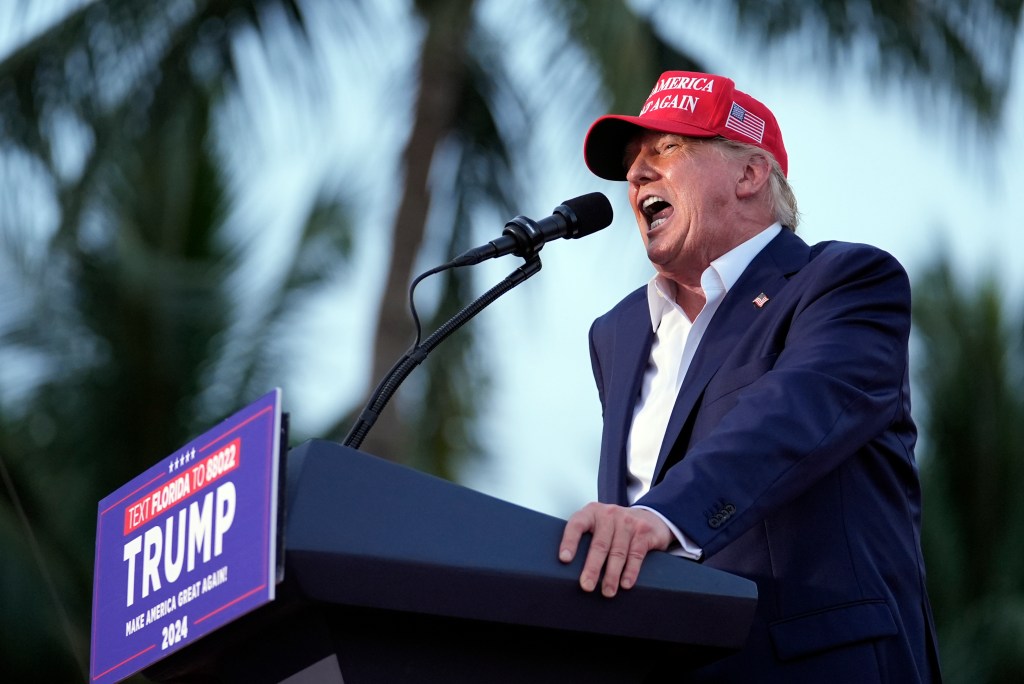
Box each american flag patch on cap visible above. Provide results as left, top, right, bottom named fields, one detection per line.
left=726, top=102, right=766, bottom=143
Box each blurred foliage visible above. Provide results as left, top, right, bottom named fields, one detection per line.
left=914, top=258, right=1024, bottom=683
left=0, top=0, right=353, bottom=680
left=724, top=0, right=1023, bottom=134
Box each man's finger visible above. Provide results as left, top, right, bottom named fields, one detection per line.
left=558, top=506, right=595, bottom=563
left=599, top=530, right=630, bottom=597
left=618, top=540, right=650, bottom=590
left=580, top=512, right=615, bottom=592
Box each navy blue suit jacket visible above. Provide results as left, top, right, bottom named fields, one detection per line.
left=589, top=229, right=940, bottom=682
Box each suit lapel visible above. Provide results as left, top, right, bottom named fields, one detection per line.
left=651, top=229, right=811, bottom=481
left=599, top=293, right=654, bottom=504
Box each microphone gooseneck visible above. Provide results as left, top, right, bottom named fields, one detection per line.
left=344, top=193, right=613, bottom=452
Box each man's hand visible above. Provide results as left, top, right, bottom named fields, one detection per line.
left=559, top=503, right=674, bottom=597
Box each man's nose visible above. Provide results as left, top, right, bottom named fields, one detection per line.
left=625, top=152, right=657, bottom=184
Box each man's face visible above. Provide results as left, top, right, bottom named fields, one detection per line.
left=624, top=131, right=745, bottom=283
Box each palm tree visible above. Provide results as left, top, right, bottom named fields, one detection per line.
left=0, top=1, right=355, bottom=679
left=334, top=0, right=703, bottom=468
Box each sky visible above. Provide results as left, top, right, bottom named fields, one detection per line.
left=3, top=1, right=1023, bottom=521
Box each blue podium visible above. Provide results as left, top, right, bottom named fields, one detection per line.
left=143, top=439, right=757, bottom=683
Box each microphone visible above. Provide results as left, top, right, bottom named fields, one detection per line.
left=450, top=192, right=613, bottom=266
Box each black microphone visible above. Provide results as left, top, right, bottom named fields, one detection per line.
left=450, top=192, right=613, bottom=266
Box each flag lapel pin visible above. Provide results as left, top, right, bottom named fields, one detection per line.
left=752, top=292, right=770, bottom=308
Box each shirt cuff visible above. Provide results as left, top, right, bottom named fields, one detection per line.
left=632, top=505, right=703, bottom=560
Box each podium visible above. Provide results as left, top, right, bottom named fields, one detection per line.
left=143, top=439, right=757, bottom=683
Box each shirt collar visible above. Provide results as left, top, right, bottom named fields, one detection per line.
left=645, top=222, right=783, bottom=331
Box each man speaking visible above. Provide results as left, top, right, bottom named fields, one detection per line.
left=558, top=71, right=942, bottom=683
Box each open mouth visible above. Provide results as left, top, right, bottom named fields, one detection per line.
left=641, top=195, right=672, bottom=229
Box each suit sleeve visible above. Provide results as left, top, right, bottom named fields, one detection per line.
left=635, top=243, right=914, bottom=557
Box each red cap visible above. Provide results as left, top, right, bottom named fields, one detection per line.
left=584, top=71, right=787, bottom=180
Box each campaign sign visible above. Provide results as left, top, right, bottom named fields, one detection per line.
left=90, top=389, right=283, bottom=684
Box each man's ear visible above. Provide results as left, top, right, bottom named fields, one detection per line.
left=736, top=153, right=771, bottom=199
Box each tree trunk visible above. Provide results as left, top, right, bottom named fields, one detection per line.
left=358, top=0, right=475, bottom=461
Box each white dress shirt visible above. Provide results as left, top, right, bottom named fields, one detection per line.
left=627, top=223, right=782, bottom=558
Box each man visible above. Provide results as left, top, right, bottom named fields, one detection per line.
left=558, top=71, right=941, bottom=682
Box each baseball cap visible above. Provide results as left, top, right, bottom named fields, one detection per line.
left=583, top=71, right=787, bottom=180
